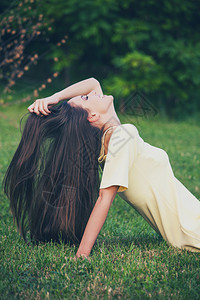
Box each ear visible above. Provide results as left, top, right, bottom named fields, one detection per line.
left=87, top=112, right=100, bottom=123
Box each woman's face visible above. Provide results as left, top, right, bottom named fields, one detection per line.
left=68, top=90, right=114, bottom=115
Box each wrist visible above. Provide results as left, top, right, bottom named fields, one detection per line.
left=53, top=92, right=62, bottom=102
left=76, top=246, right=90, bottom=258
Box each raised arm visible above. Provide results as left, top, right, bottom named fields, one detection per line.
left=28, top=78, right=103, bottom=115
left=76, top=185, right=118, bottom=258
left=55, top=77, right=103, bottom=101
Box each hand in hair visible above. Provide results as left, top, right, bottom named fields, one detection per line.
left=28, top=94, right=59, bottom=116
left=28, top=78, right=103, bottom=116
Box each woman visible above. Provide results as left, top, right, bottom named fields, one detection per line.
left=4, top=78, right=200, bottom=257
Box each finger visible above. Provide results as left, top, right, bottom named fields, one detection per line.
left=27, top=103, right=34, bottom=112
left=73, top=256, right=77, bottom=262
left=40, top=101, right=51, bottom=116
left=28, top=107, right=34, bottom=113
left=42, top=101, right=51, bottom=116
left=33, top=101, right=40, bottom=115
left=27, top=103, right=34, bottom=109
left=42, top=101, right=51, bottom=115
left=37, top=101, right=47, bottom=116
left=39, top=101, right=49, bottom=116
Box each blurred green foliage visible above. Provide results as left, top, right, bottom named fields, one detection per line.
left=1, top=0, right=200, bottom=118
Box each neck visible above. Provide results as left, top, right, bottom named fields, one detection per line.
left=101, top=115, right=121, bottom=155
left=102, top=114, right=121, bottom=133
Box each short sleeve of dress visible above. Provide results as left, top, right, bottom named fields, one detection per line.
left=99, top=124, right=137, bottom=193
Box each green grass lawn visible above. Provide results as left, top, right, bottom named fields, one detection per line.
left=0, top=104, right=200, bottom=299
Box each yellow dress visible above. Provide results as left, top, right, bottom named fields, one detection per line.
left=99, top=124, right=200, bottom=252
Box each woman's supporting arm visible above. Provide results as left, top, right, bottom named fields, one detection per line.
left=28, top=78, right=103, bottom=115
left=76, top=185, right=118, bottom=258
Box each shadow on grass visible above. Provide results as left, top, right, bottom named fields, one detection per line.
left=23, top=232, right=164, bottom=253
left=96, top=233, right=164, bottom=250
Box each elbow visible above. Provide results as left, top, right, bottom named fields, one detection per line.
left=90, top=77, right=98, bottom=82
left=95, top=193, right=103, bottom=206
left=90, top=77, right=100, bottom=86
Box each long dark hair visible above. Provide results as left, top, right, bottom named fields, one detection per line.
left=3, top=101, right=104, bottom=244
